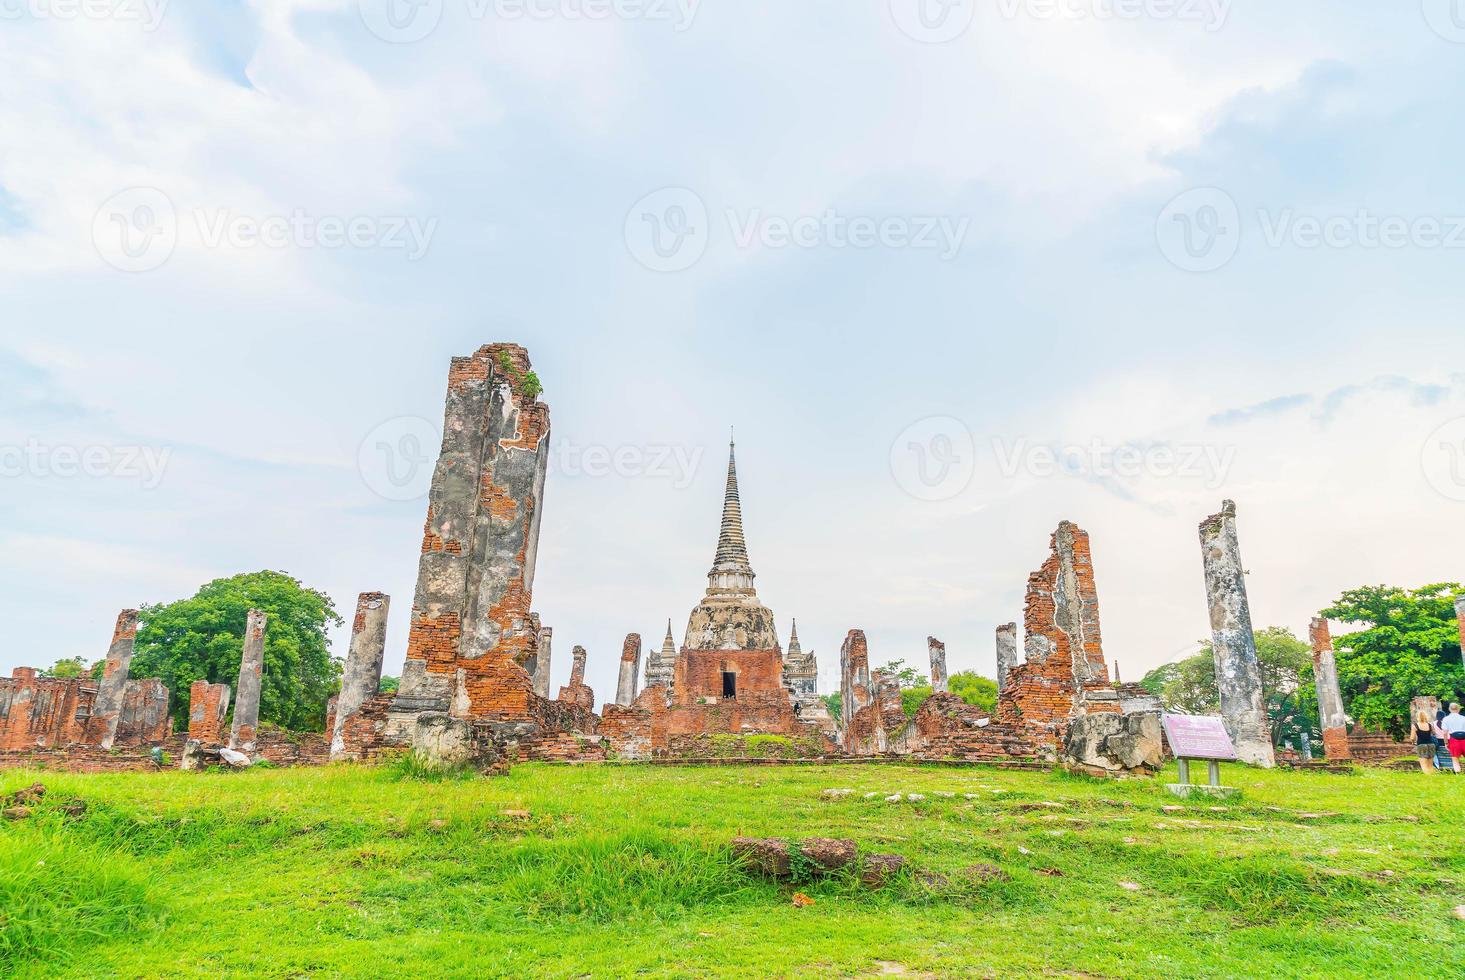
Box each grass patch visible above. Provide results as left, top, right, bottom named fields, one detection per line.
left=2, top=762, right=1462, bottom=977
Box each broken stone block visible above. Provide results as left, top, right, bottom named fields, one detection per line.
left=798, top=838, right=858, bottom=873
left=1063, top=711, right=1163, bottom=775
left=218, top=747, right=252, bottom=768
left=731, top=837, right=791, bottom=877
left=860, top=853, right=906, bottom=888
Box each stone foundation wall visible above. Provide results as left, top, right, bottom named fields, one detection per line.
left=1346, top=727, right=1409, bottom=764
left=888, top=693, right=1039, bottom=762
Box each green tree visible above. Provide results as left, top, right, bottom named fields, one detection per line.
left=131, top=571, right=343, bottom=732
left=1321, top=583, right=1463, bottom=736
left=948, top=671, right=998, bottom=714
left=821, top=692, right=841, bottom=722
left=379, top=676, right=400, bottom=694
left=1139, top=628, right=1315, bottom=748
left=40, top=657, right=90, bottom=679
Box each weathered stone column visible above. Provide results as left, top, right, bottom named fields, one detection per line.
left=1198, top=501, right=1274, bottom=767
left=386, top=344, right=551, bottom=740
left=839, top=629, right=872, bottom=750
left=616, top=633, right=642, bottom=706
left=330, top=593, right=390, bottom=761
left=569, top=645, right=587, bottom=687
left=87, top=609, right=139, bottom=749
left=1456, top=596, right=1465, bottom=670
left=230, top=609, right=267, bottom=753
left=532, top=625, right=553, bottom=698
left=927, top=636, right=947, bottom=693
left=556, top=645, right=595, bottom=711
left=995, top=622, right=1018, bottom=692
left=1308, top=617, right=1350, bottom=761
left=188, top=679, right=230, bottom=744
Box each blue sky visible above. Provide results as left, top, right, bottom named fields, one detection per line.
left=2, top=1, right=1464, bottom=700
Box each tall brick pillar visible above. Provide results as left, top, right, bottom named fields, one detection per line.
left=928, top=636, right=947, bottom=694
left=86, top=609, right=139, bottom=749
left=532, top=625, right=553, bottom=698
left=557, top=644, right=595, bottom=711
left=387, top=344, right=551, bottom=740
left=188, top=679, right=231, bottom=744
left=616, top=633, right=642, bottom=706
left=1198, top=501, right=1274, bottom=768
left=230, top=609, right=267, bottom=753
left=1308, top=617, right=1350, bottom=761
left=995, top=622, right=1018, bottom=692
left=839, top=629, right=872, bottom=749
left=331, top=592, right=390, bottom=761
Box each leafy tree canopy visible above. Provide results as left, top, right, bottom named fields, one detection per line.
left=1139, top=628, right=1316, bottom=748
left=41, top=657, right=91, bottom=679
left=379, top=676, right=400, bottom=694
left=1321, top=582, right=1463, bottom=735
left=131, top=570, right=343, bottom=732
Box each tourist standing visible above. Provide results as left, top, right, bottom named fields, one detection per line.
left=1440, top=703, right=1465, bottom=775
left=1414, top=709, right=1438, bottom=774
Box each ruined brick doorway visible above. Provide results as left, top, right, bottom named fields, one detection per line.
left=722, top=671, right=737, bottom=699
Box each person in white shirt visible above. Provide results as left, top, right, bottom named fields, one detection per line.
left=1440, top=703, right=1465, bottom=774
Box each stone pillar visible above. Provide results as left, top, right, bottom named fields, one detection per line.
left=569, top=645, right=587, bottom=687
left=387, top=344, right=551, bottom=740
left=616, top=633, right=642, bottom=706
left=927, top=636, right=947, bottom=694
left=1308, top=617, right=1350, bottom=761
left=188, top=680, right=231, bottom=744
left=1456, top=596, right=1465, bottom=670
left=1198, top=501, right=1274, bottom=768
left=87, top=609, right=139, bottom=749
left=532, top=625, right=553, bottom=698
left=331, top=593, right=390, bottom=761
left=1299, top=730, right=1312, bottom=761
left=230, top=609, right=267, bottom=753
left=839, top=629, right=872, bottom=750
left=995, top=622, right=1018, bottom=692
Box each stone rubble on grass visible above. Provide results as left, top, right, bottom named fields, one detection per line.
left=1118, top=881, right=1142, bottom=891
left=218, top=747, right=252, bottom=767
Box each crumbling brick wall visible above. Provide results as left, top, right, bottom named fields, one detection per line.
left=188, top=680, right=230, bottom=744
left=0, top=668, right=91, bottom=750
left=998, top=522, right=1120, bottom=749
left=888, top=693, right=1039, bottom=761
left=114, top=678, right=170, bottom=746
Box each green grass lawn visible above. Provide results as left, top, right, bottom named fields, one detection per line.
left=3, top=760, right=1463, bottom=978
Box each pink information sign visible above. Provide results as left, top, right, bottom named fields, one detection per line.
left=1162, top=714, right=1238, bottom=761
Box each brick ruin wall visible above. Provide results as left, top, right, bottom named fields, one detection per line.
left=888, top=693, right=1039, bottom=762
left=998, top=521, right=1120, bottom=749
left=0, top=668, right=169, bottom=753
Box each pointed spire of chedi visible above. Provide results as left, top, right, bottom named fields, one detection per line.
left=661, top=619, right=676, bottom=657
left=787, top=619, right=801, bottom=657
left=707, top=437, right=756, bottom=595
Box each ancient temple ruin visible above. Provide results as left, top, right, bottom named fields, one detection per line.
left=599, top=441, right=830, bottom=758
